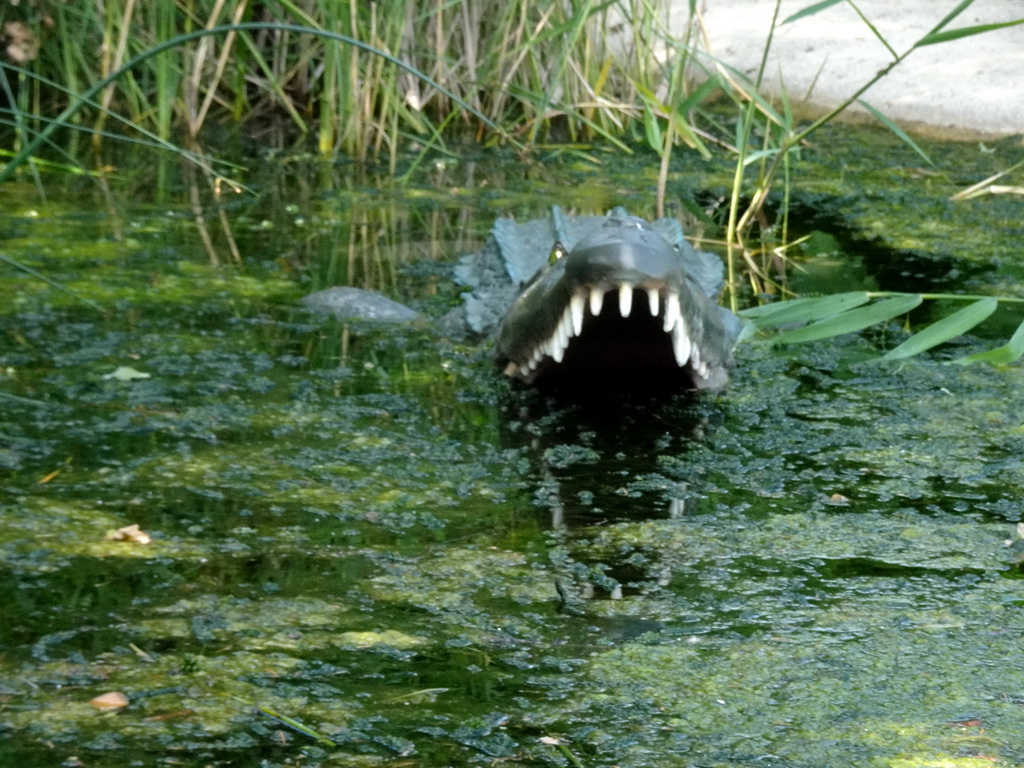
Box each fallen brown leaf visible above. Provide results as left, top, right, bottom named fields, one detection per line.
left=105, top=524, right=152, bottom=545
left=90, top=691, right=129, bottom=710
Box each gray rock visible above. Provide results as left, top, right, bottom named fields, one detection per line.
left=299, top=286, right=421, bottom=322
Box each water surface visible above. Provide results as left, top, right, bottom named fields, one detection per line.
left=3, top=134, right=1024, bottom=767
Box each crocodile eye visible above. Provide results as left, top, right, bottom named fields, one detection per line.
left=549, top=241, right=567, bottom=264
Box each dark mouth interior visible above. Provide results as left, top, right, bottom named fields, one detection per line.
left=534, top=303, right=690, bottom=387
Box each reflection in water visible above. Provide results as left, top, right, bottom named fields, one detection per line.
left=499, top=388, right=722, bottom=612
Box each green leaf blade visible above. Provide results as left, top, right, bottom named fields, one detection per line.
left=878, top=297, right=997, bottom=361
left=771, top=295, right=923, bottom=345
left=857, top=99, right=937, bottom=170
left=739, top=291, right=871, bottom=327
left=953, top=315, right=1024, bottom=366
left=781, top=0, right=845, bottom=26
left=642, top=103, right=662, bottom=153
left=925, top=0, right=978, bottom=37
left=676, top=75, right=723, bottom=115
left=917, top=18, right=1024, bottom=46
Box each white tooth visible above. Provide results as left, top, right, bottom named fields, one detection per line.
left=698, top=361, right=710, bottom=379
left=589, top=287, right=605, bottom=317
left=570, top=293, right=586, bottom=336
left=551, top=331, right=565, bottom=362
left=672, top=318, right=691, bottom=367
left=663, top=292, right=680, bottom=333
left=647, top=288, right=660, bottom=317
left=619, top=283, right=633, bottom=318
left=691, top=343, right=701, bottom=367
left=549, top=313, right=570, bottom=363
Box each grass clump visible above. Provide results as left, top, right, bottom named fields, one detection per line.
left=0, top=0, right=694, bottom=166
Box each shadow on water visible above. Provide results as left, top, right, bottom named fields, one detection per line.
left=776, top=195, right=992, bottom=297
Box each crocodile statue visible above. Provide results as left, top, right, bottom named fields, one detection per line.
left=302, top=207, right=741, bottom=390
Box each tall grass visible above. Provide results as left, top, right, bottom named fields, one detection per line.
left=0, top=0, right=688, bottom=169
left=3, top=0, right=1021, bottom=198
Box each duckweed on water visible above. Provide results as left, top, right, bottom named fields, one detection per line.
left=4, top=145, right=1024, bottom=767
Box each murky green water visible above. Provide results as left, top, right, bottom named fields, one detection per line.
left=3, top=130, right=1024, bottom=767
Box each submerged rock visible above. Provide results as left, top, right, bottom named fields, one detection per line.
left=299, top=286, right=421, bottom=322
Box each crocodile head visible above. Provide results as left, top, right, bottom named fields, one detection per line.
left=495, top=215, right=737, bottom=390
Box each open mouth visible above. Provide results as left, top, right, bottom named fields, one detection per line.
left=502, top=280, right=714, bottom=384
left=493, top=213, right=736, bottom=391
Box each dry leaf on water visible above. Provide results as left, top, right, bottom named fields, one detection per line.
left=90, top=691, right=129, bottom=710
left=105, top=524, right=152, bottom=545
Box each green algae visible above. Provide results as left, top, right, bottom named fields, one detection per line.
left=4, top=142, right=1024, bottom=768
left=545, top=575, right=1024, bottom=767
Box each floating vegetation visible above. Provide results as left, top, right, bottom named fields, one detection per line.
left=4, top=147, right=1024, bottom=767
